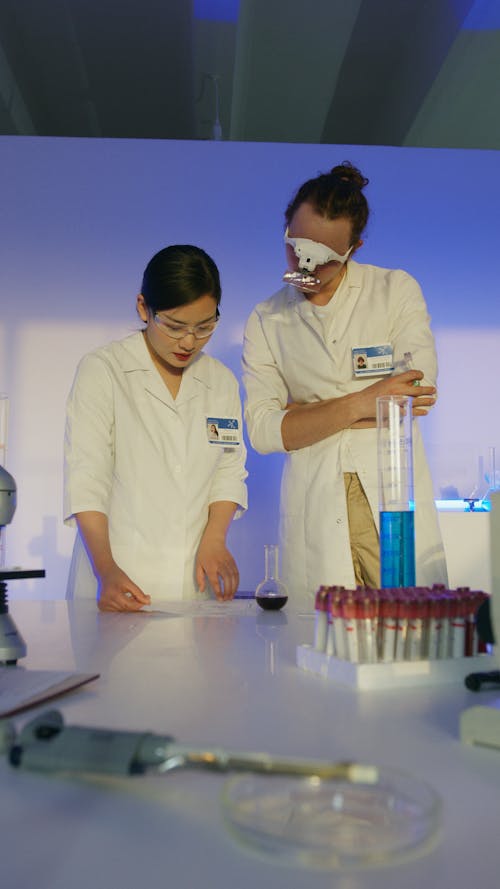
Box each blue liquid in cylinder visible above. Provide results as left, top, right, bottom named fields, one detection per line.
left=379, top=511, right=416, bottom=587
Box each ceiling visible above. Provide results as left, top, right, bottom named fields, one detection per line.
left=0, top=0, right=499, bottom=149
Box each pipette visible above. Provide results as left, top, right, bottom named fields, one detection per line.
left=2, top=709, right=378, bottom=784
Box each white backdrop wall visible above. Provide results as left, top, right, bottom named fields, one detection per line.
left=1, top=136, right=499, bottom=599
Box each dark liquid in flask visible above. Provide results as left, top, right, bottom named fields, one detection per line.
left=256, top=595, right=288, bottom=611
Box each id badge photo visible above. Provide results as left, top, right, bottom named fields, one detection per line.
left=206, top=416, right=240, bottom=448
left=352, top=344, right=394, bottom=378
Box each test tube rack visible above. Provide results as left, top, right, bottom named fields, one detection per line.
left=296, top=644, right=492, bottom=690
left=296, top=584, right=495, bottom=690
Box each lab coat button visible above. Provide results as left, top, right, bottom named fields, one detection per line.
left=336, top=518, right=342, bottom=524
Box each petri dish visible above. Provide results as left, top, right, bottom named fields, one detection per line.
left=221, top=767, right=442, bottom=869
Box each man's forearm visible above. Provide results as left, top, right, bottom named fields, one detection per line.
left=281, top=394, right=361, bottom=451
left=281, top=370, right=433, bottom=451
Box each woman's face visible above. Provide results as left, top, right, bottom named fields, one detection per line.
left=137, top=292, right=219, bottom=373
left=286, top=202, right=360, bottom=299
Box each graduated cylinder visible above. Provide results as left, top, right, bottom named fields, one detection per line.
left=377, top=396, right=416, bottom=587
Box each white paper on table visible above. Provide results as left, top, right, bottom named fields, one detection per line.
left=141, top=599, right=257, bottom=617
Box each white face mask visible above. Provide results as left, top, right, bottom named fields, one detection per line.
left=283, top=228, right=353, bottom=292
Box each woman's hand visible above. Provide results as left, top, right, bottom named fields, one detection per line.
left=195, top=502, right=240, bottom=601
left=97, top=564, right=151, bottom=612
left=195, top=534, right=239, bottom=601
left=75, top=511, right=150, bottom=612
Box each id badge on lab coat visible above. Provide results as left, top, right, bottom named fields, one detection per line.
left=352, top=344, right=393, bottom=377
left=206, top=416, right=241, bottom=448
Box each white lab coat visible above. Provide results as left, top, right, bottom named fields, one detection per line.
left=242, top=260, right=448, bottom=605
left=64, top=332, right=248, bottom=601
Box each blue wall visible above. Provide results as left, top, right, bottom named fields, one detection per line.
left=1, top=136, right=499, bottom=597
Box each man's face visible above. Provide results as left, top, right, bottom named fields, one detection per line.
left=286, top=202, right=360, bottom=297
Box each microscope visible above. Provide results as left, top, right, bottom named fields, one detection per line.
left=460, top=491, right=500, bottom=747
left=0, top=463, right=44, bottom=664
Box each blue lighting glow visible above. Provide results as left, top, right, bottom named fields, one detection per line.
left=435, top=499, right=492, bottom=512
left=462, top=0, right=500, bottom=30
left=194, top=0, right=240, bottom=22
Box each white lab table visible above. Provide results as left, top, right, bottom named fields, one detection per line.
left=1, top=598, right=500, bottom=889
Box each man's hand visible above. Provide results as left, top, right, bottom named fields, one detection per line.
left=410, top=391, right=438, bottom=416
left=360, top=370, right=437, bottom=418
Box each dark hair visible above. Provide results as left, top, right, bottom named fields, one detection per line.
left=141, top=244, right=221, bottom=313
left=285, top=161, right=370, bottom=245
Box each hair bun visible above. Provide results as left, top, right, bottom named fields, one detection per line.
left=329, top=161, right=369, bottom=190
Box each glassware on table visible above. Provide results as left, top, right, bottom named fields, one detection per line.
left=377, top=395, right=416, bottom=588
left=255, top=544, right=288, bottom=611
left=221, top=766, right=442, bottom=869
left=256, top=608, right=287, bottom=674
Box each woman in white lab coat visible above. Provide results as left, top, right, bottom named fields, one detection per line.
left=65, top=245, right=248, bottom=611
left=242, top=162, right=448, bottom=605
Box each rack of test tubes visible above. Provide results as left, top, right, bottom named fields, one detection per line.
left=297, top=585, right=494, bottom=690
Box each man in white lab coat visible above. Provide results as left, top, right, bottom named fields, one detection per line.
left=242, top=162, right=447, bottom=606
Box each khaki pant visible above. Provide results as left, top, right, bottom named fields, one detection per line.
left=344, top=472, right=380, bottom=587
